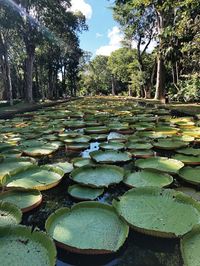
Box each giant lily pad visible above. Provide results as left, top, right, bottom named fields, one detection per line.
left=0, top=189, right=42, bottom=212
left=181, top=225, right=200, bottom=266
left=0, top=225, right=56, bottom=266
left=0, top=201, right=22, bottom=226
left=45, top=201, right=129, bottom=254
left=90, top=150, right=132, bottom=164
left=135, top=157, right=184, bottom=174
left=172, top=154, right=200, bottom=165
left=0, top=157, right=36, bottom=183
left=5, top=165, right=64, bottom=190
left=113, top=187, right=200, bottom=238
left=70, top=165, right=124, bottom=188
left=68, top=185, right=104, bottom=200
left=176, top=147, right=200, bottom=156
left=153, top=139, right=188, bottom=150
left=22, top=143, right=59, bottom=157
left=179, top=166, right=200, bottom=185
left=99, top=142, right=125, bottom=150
left=123, top=170, right=173, bottom=188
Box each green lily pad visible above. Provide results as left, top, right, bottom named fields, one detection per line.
left=99, top=142, right=125, bottom=150
left=63, top=135, right=91, bottom=143
left=65, top=143, right=90, bottom=151
left=179, top=166, right=200, bottom=185
left=113, top=187, right=200, bottom=238
left=84, top=126, right=109, bottom=134
left=153, top=139, right=188, bottom=150
left=130, top=149, right=154, bottom=158
left=175, top=187, right=200, bottom=201
left=5, top=165, right=64, bottom=191
left=0, top=157, right=36, bottom=183
left=172, top=154, right=200, bottom=165
left=48, top=162, right=74, bottom=174
left=176, top=147, right=200, bottom=156
left=0, top=201, right=22, bottom=226
left=23, top=143, right=59, bottom=157
left=70, top=165, right=124, bottom=188
left=181, top=225, right=200, bottom=266
left=126, top=142, right=153, bottom=150
left=90, top=150, right=132, bottom=164
left=0, top=225, right=56, bottom=266
left=72, top=158, right=94, bottom=168
left=68, top=185, right=104, bottom=200
left=123, top=170, right=173, bottom=188
left=45, top=202, right=129, bottom=254
left=0, top=189, right=42, bottom=212
left=135, top=157, right=184, bottom=174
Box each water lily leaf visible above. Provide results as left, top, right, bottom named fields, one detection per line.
left=99, top=142, right=125, bottom=150
left=123, top=170, right=173, bottom=188
left=153, top=139, right=188, bottom=150
left=0, top=201, right=22, bottom=226
left=5, top=165, right=64, bottom=191
left=135, top=157, right=184, bottom=174
left=70, top=164, right=124, bottom=188
left=113, top=187, right=200, bottom=238
left=68, top=185, right=104, bottom=200
left=172, top=154, right=200, bottom=165
left=179, top=166, right=200, bottom=185
left=181, top=225, right=200, bottom=266
left=0, top=189, right=42, bottom=212
left=90, top=150, right=132, bottom=164
left=0, top=225, right=56, bottom=266
left=45, top=202, right=129, bottom=254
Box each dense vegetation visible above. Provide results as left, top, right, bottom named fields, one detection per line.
left=0, top=0, right=199, bottom=105
left=0, top=0, right=87, bottom=104
left=80, top=0, right=200, bottom=101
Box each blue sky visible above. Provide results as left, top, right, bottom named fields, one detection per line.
left=70, top=0, right=123, bottom=56
left=70, top=0, right=156, bottom=56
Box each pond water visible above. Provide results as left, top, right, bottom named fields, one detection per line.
left=1, top=98, right=199, bottom=266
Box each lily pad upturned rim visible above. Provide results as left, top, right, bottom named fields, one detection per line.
left=0, top=201, right=22, bottom=226
left=68, top=184, right=104, bottom=200
left=179, top=166, right=200, bottom=185
left=123, top=170, right=173, bottom=188
left=135, top=156, right=184, bottom=174
left=0, top=225, right=56, bottom=266
left=70, top=164, right=124, bottom=188
left=181, top=225, right=200, bottom=266
left=0, top=189, right=42, bottom=213
left=45, top=201, right=129, bottom=254
left=90, top=150, right=132, bottom=164
left=5, top=165, right=64, bottom=191
left=113, top=187, right=200, bottom=238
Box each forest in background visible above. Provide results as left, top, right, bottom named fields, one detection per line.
left=0, top=0, right=199, bottom=105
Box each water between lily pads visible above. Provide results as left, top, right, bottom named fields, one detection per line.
left=21, top=141, right=183, bottom=266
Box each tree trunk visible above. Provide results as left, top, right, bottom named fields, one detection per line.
left=111, top=76, right=116, bottom=96
left=154, top=10, right=166, bottom=101
left=25, top=51, right=35, bottom=103
left=154, top=53, right=165, bottom=100
left=0, top=32, right=13, bottom=105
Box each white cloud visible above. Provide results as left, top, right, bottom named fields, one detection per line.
left=131, top=39, right=158, bottom=53
left=96, top=26, right=123, bottom=56
left=70, top=0, right=92, bottom=19
left=96, top=33, right=103, bottom=38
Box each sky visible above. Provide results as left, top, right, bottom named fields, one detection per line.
left=70, top=0, right=123, bottom=56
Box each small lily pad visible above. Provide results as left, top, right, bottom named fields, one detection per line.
left=68, top=185, right=104, bottom=200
